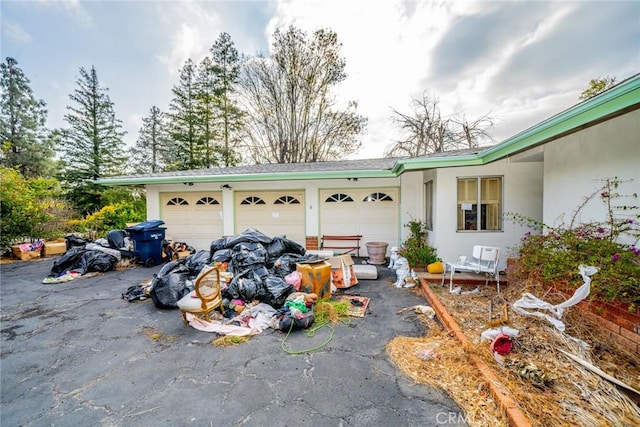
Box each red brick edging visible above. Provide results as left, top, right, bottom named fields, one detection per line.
left=419, top=278, right=532, bottom=427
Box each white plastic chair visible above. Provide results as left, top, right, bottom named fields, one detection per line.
left=441, top=246, right=501, bottom=293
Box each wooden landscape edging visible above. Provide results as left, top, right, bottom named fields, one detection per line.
left=419, top=277, right=532, bottom=427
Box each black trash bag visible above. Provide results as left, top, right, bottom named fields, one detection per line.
left=83, top=250, right=119, bottom=273
left=224, top=268, right=267, bottom=302
left=261, top=275, right=294, bottom=308
left=210, top=236, right=234, bottom=252
left=267, top=237, right=306, bottom=258
left=184, top=250, right=211, bottom=272
left=277, top=309, right=315, bottom=331
left=65, top=234, right=88, bottom=250
left=107, top=230, right=127, bottom=249
left=231, top=242, right=267, bottom=270
left=50, top=246, right=88, bottom=275
left=225, top=228, right=273, bottom=248
left=49, top=246, right=118, bottom=276
left=150, top=260, right=192, bottom=309
left=251, top=265, right=270, bottom=278
left=211, top=248, right=233, bottom=263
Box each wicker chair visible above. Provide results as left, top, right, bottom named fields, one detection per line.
left=177, top=265, right=225, bottom=322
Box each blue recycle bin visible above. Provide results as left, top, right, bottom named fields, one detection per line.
left=125, top=220, right=166, bottom=267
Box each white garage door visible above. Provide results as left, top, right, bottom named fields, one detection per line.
left=320, top=188, right=400, bottom=256
left=160, top=192, right=223, bottom=251
left=235, top=191, right=305, bottom=245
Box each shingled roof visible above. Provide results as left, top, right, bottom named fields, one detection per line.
left=98, top=147, right=487, bottom=185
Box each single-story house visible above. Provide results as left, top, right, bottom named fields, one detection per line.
left=98, top=73, right=640, bottom=270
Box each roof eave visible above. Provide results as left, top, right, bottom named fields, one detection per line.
left=392, top=154, right=484, bottom=174
left=96, top=169, right=396, bottom=186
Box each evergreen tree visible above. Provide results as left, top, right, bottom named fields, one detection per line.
left=167, top=59, right=205, bottom=170
left=0, top=57, right=55, bottom=178
left=59, top=66, right=126, bottom=214
left=210, top=32, right=243, bottom=166
left=195, top=57, right=223, bottom=168
left=129, top=106, right=170, bottom=173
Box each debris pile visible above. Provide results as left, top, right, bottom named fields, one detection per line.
left=388, top=273, right=640, bottom=426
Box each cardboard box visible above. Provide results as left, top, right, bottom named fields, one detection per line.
left=328, top=254, right=359, bottom=289
left=11, top=245, right=41, bottom=261
left=44, top=241, right=67, bottom=257
left=176, top=251, right=191, bottom=259
left=296, top=260, right=332, bottom=299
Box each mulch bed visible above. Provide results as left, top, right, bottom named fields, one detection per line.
left=387, top=276, right=640, bottom=427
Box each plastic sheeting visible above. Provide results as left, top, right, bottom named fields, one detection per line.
left=48, top=245, right=119, bottom=276
left=512, top=265, right=599, bottom=332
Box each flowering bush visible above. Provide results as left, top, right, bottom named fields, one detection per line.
left=510, top=178, right=640, bottom=310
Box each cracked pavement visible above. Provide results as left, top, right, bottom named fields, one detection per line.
left=1, top=257, right=466, bottom=426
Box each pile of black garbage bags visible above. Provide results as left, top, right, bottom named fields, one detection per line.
left=44, top=234, right=121, bottom=280
left=150, top=228, right=320, bottom=311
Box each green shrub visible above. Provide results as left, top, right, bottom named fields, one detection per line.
left=0, top=168, right=71, bottom=250
left=74, top=202, right=146, bottom=237
left=400, top=218, right=439, bottom=267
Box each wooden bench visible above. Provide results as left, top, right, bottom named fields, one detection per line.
left=320, top=235, right=363, bottom=257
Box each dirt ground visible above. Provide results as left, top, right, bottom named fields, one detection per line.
left=387, top=277, right=640, bottom=427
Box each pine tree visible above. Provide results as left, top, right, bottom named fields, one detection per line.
left=210, top=32, right=243, bottom=166
left=129, top=106, right=170, bottom=173
left=195, top=57, right=223, bottom=168
left=59, top=66, right=126, bottom=214
left=167, top=59, right=205, bottom=170
left=0, top=57, right=55, bottom=178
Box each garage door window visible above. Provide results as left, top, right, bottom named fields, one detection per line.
left=167, top=197, right=189, bottom=206
left=363, top=192, right=393, bottom=202
left=274, top=196, right=301, bottom=204
left=196, top=196, right=219, bottom=205
left=241, top=196, right=266, bottom=205
left=325, top=193, right=354, bottom=203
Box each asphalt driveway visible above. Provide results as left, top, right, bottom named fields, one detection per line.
left=1, top=257, right=466, bottom=426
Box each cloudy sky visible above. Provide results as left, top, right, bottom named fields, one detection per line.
left=2, top=0, right=639, bottom=159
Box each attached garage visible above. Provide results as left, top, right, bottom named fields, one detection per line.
left=320, top=188, right=400, bottom=255
left=160, top=192, right=223, bottom=250
left=234, top=191, right=306, bottom=245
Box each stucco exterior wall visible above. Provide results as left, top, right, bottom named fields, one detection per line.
left=432, top=158, right=543, bottom=270
left=543, top=109, right=640, bottom=244
left=399, top=171, right=425, bottom=245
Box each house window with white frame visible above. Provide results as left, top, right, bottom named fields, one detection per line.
left=425, top=180, right=433, bottom=230
left=456, top=176, right=502, bottom=231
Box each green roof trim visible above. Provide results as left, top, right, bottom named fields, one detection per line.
left=96, top=74, right=639, bottom=187
left=480, top=74, right=640, bottom=163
